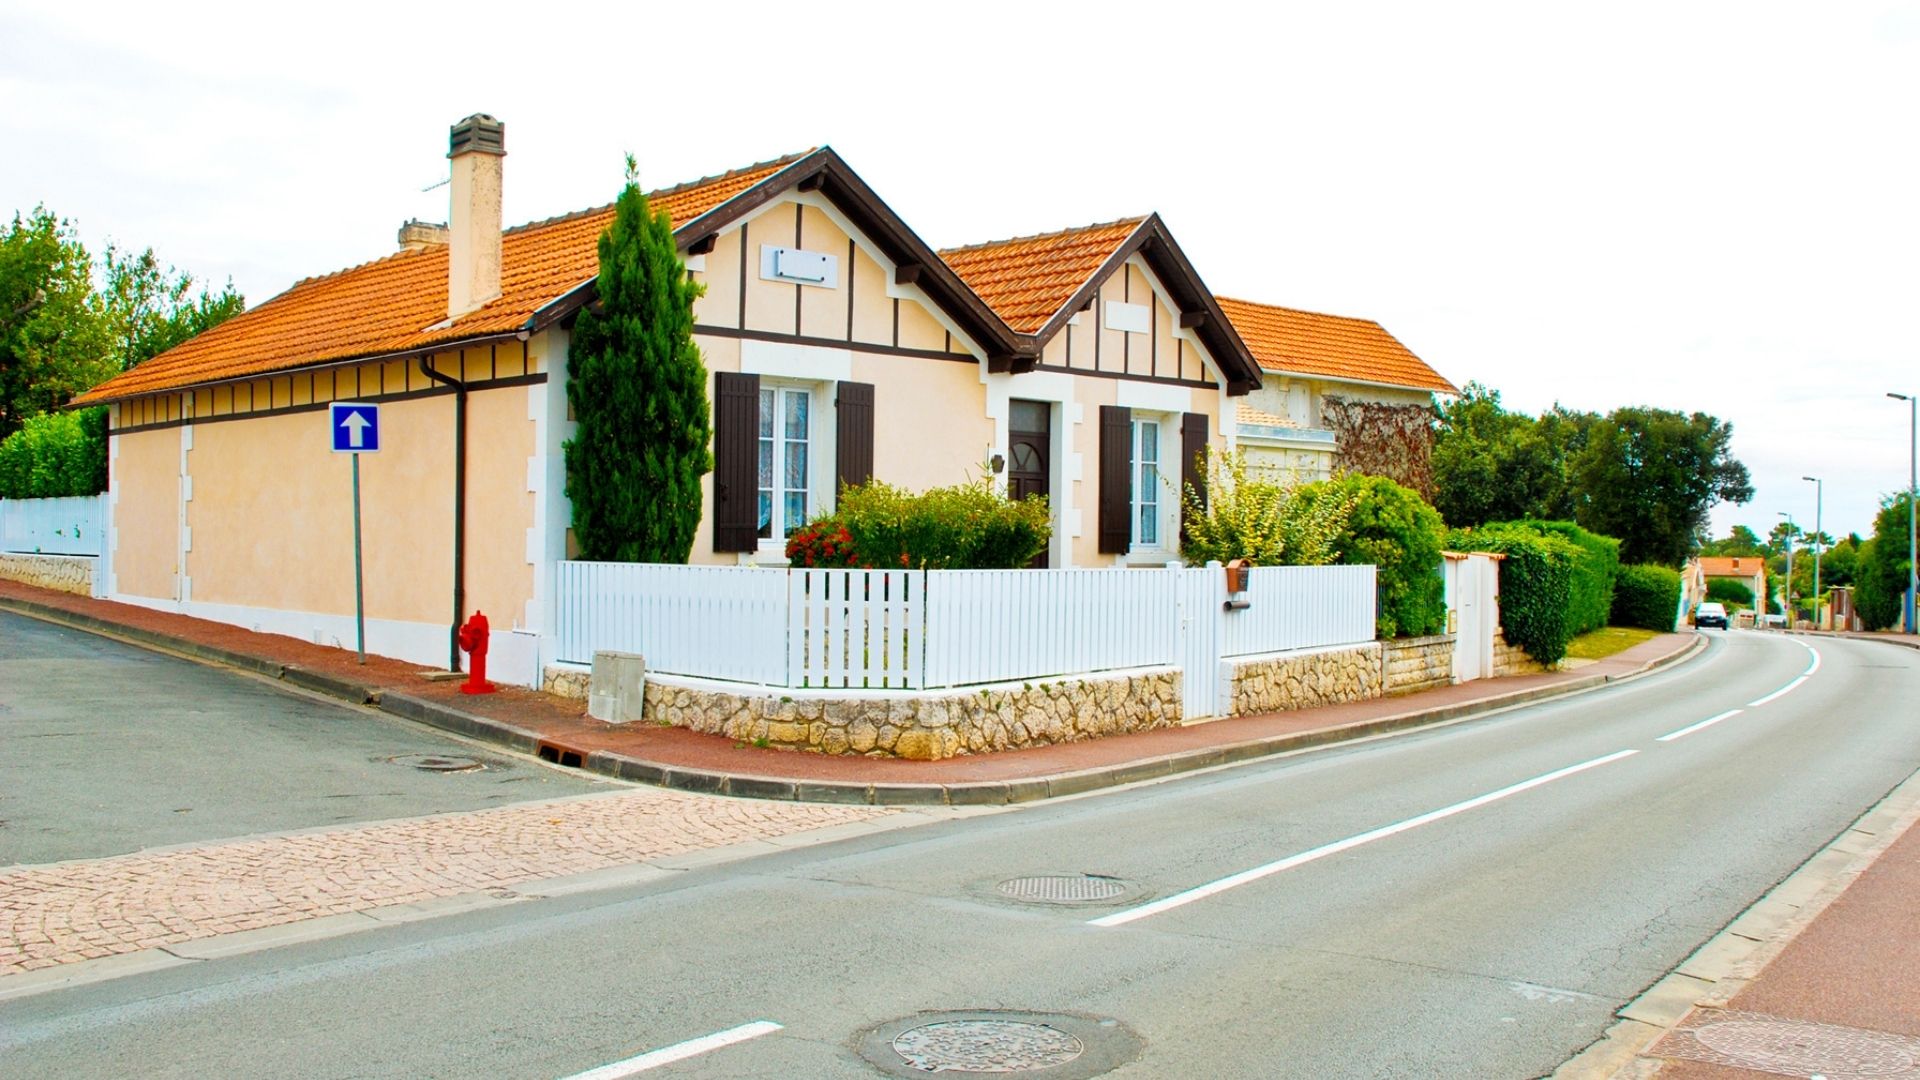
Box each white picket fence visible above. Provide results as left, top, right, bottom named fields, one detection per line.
left=552, top=561, right=1377, bottom=696
left=1, top=494, right=106, bottom=556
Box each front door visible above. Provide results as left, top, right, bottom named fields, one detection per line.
left=1007, top=399, right=1051, bottom=567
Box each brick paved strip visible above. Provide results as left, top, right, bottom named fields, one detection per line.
left=0, top=790, right=890, bottom=978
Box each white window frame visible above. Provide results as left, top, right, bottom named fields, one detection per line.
left=756, top=383, right=815, bottom=552
left=1128, top=413, right=1177, bottom=559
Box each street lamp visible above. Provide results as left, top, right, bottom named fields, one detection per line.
left=1803, top=475, right=1822, bottom=626
left=1892, top=393, right=1918, bottom=635
left=1778, top=511, right=1795, bottom=628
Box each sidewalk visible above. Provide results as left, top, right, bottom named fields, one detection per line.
left=0, top=577, right=1703, bottom=806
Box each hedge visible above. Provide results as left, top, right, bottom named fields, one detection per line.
left=1612, top=564, right=1682, bottom=631
left=1518, top=520, right=1620, bottom=636
left=1298, top=473, right=1447, bottom=638
left=1448, top=523, right=1584, bottom=666
left=1704, top=578, right=1755, bottom=608
left=786, top=477, right=1051, bottom=569
left=0, top=408, right=107, bottom=500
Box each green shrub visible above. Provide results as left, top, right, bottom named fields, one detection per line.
left=1296, top=473, right=1447, bottom=638
left=1704, top=577, right=1755, bottom=608
left=0, top=408, right=107, bottom=499
left=1519, top=520, right=1620, bottom=636
left=789, top=477, right=1050, bottom=569
left=1612, top=564, right=1682, bottom=631
left=1179, top=449, right=1356, bottom=566
left=1449, top=523, right=1584, bottom=665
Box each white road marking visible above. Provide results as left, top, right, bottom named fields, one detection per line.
left=1089, top=749, right=1640, bottom=928
left=1657, top=709, right=1744, bottom=743
left=558, top=1021, right=783, bottom=1079
left=1743, top=642, right=1821, bottom=707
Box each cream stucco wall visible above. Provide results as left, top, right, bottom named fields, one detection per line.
left=111, top=426, right=180, bottom=601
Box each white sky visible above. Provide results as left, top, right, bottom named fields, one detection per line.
left=4, top=0, right=1916, bottom=542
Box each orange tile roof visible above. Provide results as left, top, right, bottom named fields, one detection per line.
left=1215, top=297, right=1457, bottom=395
left=76, top=154, right=809, bottom=405
left=938, top=218, right=1145, bottom=334
left=1235, top=403, right=1299, bottom=428
left=1698, top=556, right=1768, bottom=580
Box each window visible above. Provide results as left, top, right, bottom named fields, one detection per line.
left=758, top=387, right=811, bottom=542
left=1132, top=418, right=1162, bottom=549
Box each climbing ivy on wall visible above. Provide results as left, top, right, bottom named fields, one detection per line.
left=1321, top=395, right=1438, bottom=500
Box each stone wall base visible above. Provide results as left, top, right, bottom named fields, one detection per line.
left=1491, top=628, right=1549, bottom=676
left=1227, top=642, right=1383, bottom=717
left=0, top=552, right=94, bottom=597
left=1383, top=633, right=1456, bottom=696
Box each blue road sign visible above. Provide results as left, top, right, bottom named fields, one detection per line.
left=330, top=402, right=380, bottom=453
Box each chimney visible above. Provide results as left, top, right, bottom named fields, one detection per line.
left=447, top=113, right=505, bottom=319
left=397, top=219, right=449, bottom=253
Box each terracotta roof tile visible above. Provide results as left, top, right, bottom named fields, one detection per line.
left=938, top=218, right=1145, bottom=334
left=1698, top=557, right=1767, bottom=580
left=76, top=154, right=809, bottom=405
left=1235, top=403, right=1299, bottom=428
left=1215, top=296, right=1457, bottom=395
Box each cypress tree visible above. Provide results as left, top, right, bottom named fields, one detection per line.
left=563, top=158, right=712, bottom=562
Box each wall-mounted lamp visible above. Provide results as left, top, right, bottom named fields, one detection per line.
left=990, top=453, right=1005, bottom=474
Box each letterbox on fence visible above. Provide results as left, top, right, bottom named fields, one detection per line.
left=1224, top=558, right=1251, bottom=611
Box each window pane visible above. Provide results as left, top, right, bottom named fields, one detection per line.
left=758, top=390, right=774, bottom=438
left=757, top=439, right=772, bottom=488
left=1139, top=463, right=1158, bottom=505
left=785, top=438, right=808, bottom=490
left=757, top=491, right=772, bottom=539
left=1139, top=421, right=1158, bottom=463
left=1010, top=399, right=1048, bottom=432
left=784, top=492, right=806, bottom=536
left=1140, top=503, right=1157, bottom=546
left=785, top=390, right=809, bottom=442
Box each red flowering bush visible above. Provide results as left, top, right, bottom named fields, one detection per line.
left=784, top=520, right=863, bottom=568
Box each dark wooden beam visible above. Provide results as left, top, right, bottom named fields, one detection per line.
left=1010, top=354, right=1038, bottom=375
left=687, top=234, right=717, bottom=256
left=1178, top=311, right=1206, bottom=330
left=988, top=353, right=1016, bottom=373
left=894, top=263, right=924, bottom=286
left=797, top=171, right=825, bottom=192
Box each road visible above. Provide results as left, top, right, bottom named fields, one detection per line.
left=3, top=629, right=1917, bottom=1078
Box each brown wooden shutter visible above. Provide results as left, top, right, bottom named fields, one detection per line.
left=835, top=381, right=875, bottom=492
left=1098, top=405, right=1132, bottom=554
left=712, top=371, right=760, bottom=552
left=1181, top=412, right=1209, bottom=511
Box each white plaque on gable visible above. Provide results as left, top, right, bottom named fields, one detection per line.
left=1105, top=300, right=1151, bottom=334
left=761, top=245, right=840, bottom=288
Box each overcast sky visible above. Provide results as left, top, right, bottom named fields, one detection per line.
left=4, top=1, right=1916, bottom=543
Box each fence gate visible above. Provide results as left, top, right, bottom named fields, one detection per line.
left=1179, top=567, right=1224, bottom=720
left=1452, top=555, right=1496, bottom=682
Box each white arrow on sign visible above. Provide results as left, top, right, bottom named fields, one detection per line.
left=339, top=409, right=371, bottom=448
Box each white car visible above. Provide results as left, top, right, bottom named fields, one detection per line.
left=1695, top=602, right=1729, bottom=629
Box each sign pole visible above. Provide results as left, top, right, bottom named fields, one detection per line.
left=352, top=452, right=366, bottom=664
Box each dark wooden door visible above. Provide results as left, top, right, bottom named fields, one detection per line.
left=1008, top=399, right=1051, bottom=567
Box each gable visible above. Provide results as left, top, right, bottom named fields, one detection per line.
left=1036, top=255, right=1219, bottom=386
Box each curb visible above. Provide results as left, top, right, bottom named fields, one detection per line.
left=1, top=593, right=1709, bottom=807
left=1551, top=759, right=1920, bottom=1079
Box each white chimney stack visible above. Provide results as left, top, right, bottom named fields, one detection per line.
left=447, top=114, right=505, bottom=319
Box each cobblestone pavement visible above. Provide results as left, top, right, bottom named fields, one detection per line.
left=0, top=789, right=890, bottom=978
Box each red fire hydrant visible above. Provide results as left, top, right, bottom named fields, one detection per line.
left=457, top=611, right=496, bottom=695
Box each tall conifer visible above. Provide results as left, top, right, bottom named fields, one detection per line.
left=564, top=159, right=712, bottom=562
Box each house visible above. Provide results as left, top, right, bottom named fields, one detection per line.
left=1695, top=556, right=1768, bottom=611
left=73, top=115, right=1276, bottom=684
left=1215, top=298, right=1457, bottom=489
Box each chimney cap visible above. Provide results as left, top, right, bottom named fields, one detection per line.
left=449, top=113, right=506, bottom=158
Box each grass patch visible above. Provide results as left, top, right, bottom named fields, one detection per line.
left=1565, top=626, right=1661, bottom=661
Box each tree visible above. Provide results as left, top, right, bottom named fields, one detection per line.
left=101, top=244, right=245, bottom=371
left=1568, top=406, right=1752, bottom=566
left=1699, top=524, right=1766, bottom=558
left=1431, top=383, right=1564, bottom=527
left=1856, top=497, right=1914, bottom=630
left=0, top=207, right=114, bottom=438
left=563, top=159, right=712, bottom=562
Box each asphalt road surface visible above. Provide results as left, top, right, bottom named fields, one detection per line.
left=0, top=611, right=609, bottom=865
left=3, top=629, right=1917, bottom=1079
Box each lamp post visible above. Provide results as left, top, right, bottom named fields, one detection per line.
left=1778, top=511, right=1795, bottom=628
left=1892, top=393, right=1918, bottom=635
left=1803, top=475, right=1822, bottom=626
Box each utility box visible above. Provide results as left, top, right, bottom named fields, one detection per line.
left=588, top=650, right=647, bottom=724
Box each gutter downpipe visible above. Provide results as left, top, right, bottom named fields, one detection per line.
left=419, top=354, right=467, bottom=670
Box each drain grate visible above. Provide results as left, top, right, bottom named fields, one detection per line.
left=859, top=1010, right=1141, bottom=1079
left=996, top=875, right=1129, bottom=904
left=388, top=754, right=484, bottom=772
left=1653, top=1010, right=1920, bottom=1079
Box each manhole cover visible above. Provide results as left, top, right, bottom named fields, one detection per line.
left=1694, top=1018, right=1914, bottom=1076
left=858, top=1011, right=1142, bottom=1079
left=388, top=754, right=484, bottom=772
left=894, top=1020, right=1083, bottom=1072
left=996, top=875, right=1129, bottom=904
